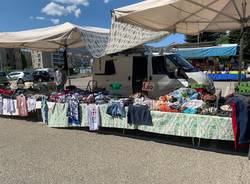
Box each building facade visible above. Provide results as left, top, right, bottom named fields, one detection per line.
left=0, top=48, right=23, bottom=71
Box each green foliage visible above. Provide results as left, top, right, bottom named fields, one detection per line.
left=216, top=35, right=230, bottom=44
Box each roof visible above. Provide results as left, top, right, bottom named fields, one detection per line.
left=175, top=44, right=238, bottom=58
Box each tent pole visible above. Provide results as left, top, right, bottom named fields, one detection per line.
left=238, top=0, right=247, bottom=83
left=238, top=23, right=244, bottom=83
left=64, top=47, right=71, bottom=86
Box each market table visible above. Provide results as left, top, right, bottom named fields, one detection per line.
left=46, top=103, right=234, bottom=141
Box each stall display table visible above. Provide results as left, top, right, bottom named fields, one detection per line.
left=46, top=103, right=234, bottom=141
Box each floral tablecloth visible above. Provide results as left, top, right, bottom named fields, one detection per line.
left=47, top=103, right=234, bottom=141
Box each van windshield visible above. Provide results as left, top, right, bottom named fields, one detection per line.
left=166, top=54, right=196, bottom=72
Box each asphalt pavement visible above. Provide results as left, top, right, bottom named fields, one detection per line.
left=0, top=118, right=249, bottom=184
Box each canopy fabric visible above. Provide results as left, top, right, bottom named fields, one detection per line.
left=175, top=44, right=238, bottom=58
left=0, top=22, right=109, bottom=51
left=113, top=0, right=250, bottom=34
left=0, top=22, right=168, bottom=58
left=81, top=19, right=168, bottom=58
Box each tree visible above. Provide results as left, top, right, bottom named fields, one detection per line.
left=185, top=32, right=224, bottom=43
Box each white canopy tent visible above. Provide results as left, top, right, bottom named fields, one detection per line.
left=0, top=22, right=168, bottom=58
left=113, top=0, right=250, bottom=81
left=0, top=22, right=110, bottom=51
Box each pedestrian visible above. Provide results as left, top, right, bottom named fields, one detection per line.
left=55, top=67, right=67, bottom=92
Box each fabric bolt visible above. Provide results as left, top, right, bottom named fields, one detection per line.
left=127, top=105, right=152, bottom=126
left=106, top=101, right=126, bottom=118
left=16, top=95, right=28, bottom=117
left=41, top=96, right=48, bottom=124
left=27, top=97, right=36, bottom=112
left=86, top=104, right=101, bottom=131
left=67, top=95, right=81, bottom=126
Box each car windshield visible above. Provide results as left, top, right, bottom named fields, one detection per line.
left=166, top=54, right=197, bottom=72
left=0, top=72, right=6, bottom=77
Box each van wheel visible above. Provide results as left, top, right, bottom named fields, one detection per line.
left=18, top=79, right=24, bottom=84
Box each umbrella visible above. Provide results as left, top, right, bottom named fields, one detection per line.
left=0, top=22, right=109, bottom=51
left=113, top=0, right=250, bottom=81
left=0, top=22, right=109, bottom=84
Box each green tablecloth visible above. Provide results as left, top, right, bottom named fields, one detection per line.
left=47, top=103, right=234, bottom=141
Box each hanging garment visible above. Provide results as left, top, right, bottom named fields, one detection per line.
left=27, top=97, right=36, bottom=112
left=4, top=98, right=16, bottom=115
left=48, top=103, right=68, bottom=127
left=106, top=101, right=126, bottom=118
left=86, top=104, right=101, bottom=131
left=67, top=95, right=81, bottom=126
left=41, top=96, right=48, bottom=124
left=0, top=96, right=3, bottom=115
left=127, top=105, right=152, bottom=126
left=227, top=95, right=250, bottom=145
left=16, top=95, right=28, bottom=117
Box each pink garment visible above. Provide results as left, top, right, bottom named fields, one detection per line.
left=16, top=95, right=28, bottom=117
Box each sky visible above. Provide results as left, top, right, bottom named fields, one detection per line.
left=0, top=0, right=185, bottom=47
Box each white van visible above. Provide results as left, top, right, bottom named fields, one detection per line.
left=93, top=53, right=214, bottom=98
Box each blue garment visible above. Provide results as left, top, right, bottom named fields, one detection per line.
left=41, top=96, right=48, bottom=124
left=227, top=95, right=250, bottom=144
left=67, top=95, right=81, bottom=126
left=127, top=105, right=152, bottom=126
left=182, top=107, right=197, bottom=114
left=106, top=101, right=126, bottom=118
left=170, top=88, right=199, bottom=107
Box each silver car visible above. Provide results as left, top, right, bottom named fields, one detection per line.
left=7, top=71, right=34, bottom=84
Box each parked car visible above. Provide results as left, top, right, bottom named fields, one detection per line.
left=0, top=71, right=9, bottom=85
left=247, top=65, right=250, bottom=74
left=32, top=70, right=51, bottom=82
left=7, top=71, right=34, bottom=84
left=34, top=68, right=55, bottom=80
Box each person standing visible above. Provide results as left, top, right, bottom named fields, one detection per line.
left=55, top=67, right=67, bottom=92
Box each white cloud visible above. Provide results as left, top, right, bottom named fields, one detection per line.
left=42, top=2, right=82, bottom=18
left=29, top=16, right=46, bottom=20
left=42, top=2, right=68, bottom=16
left=74, top=8, right=81, bottom=18
left=51, top=18, right=60, bottom=24
left=52, top=0, right=89, bottom=6
left=66, top=5, right=77, bottom=13
left=36, top=16, right=46, bottom=20
left=104, top=0, right=112, bottom=3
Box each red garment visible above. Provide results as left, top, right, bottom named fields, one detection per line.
left=16, top=95, right=28, bottom=117
left=230, top=103, right=248, bottom=150
left=194, top=88, right=205, bottom=94
left=0, top=88, right=13, bottom=96
left=158, top=104, right=179, bottom=113
left=230, top=103, right=238, bottom=149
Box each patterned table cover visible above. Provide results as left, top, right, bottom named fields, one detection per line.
left=47, top=103, right=234, bottom=141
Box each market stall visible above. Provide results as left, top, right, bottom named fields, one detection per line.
left=175, top=44, right=247, bottom=81
left=0, top=85, right=236, bottom=142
